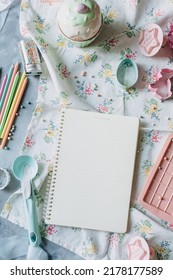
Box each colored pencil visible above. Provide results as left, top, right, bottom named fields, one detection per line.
left=0, top=72, right=20, bottom=136
left=0, top=77, right=28, bottom=149
left=1, top=72, right=26, bottom=138
left=0, top=62, right=18, bottom=121
left=0, top=75, right=7, bottom=101
left=0, top=64, right=14, bottom=112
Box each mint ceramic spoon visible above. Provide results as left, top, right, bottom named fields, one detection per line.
left=13, top=155, right=48, bottom=259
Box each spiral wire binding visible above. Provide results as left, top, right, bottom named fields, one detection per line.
left=43, top=110, right=65, bottom=221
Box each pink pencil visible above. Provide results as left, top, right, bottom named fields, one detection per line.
left=0, top=75, right=7, bottom=101
left=0, top=62, right=19, bottom=123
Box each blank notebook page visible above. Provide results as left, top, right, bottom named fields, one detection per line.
left=45, top=109, right=139, bottom=233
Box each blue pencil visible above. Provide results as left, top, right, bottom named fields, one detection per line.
left=0, top=64, right=14, bottom=112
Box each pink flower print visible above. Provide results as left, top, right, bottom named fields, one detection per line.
left=107, top=37, right=118, bottom=47
left=85, top=83, right=93, bottom=95
left=24, top=135, right=35, bottom=148
left=154, top=9, right=163, bottom=17
left=57, top=63, right=70, bottom=79
left=108, top=234, right=119, bottom=248
left=38, top=85, right=43, bottom=92
left=98, top=104, right=109, bottom=113
left=152, top=134, right=160, bottom=143
left=46, top=225, right=58, bottom=235
left=61, top=66, right=70, bottom=78
left=102, top=106, right=108, bottom=112
left=20, top=26, right=29, bottom=37
left=125, top=52, right=137, bottom=60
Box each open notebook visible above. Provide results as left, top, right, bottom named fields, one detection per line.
left=44, top=109, right=139, bottom=233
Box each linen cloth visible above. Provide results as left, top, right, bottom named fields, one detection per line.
left=0, top=0, right=15, bottom=12
left=2, top=0, right=173, bottom=259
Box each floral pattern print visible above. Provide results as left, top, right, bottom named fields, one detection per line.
left=102, top=5, right=119, bottom=25
left=34, top=152, right=50, bottom=162
left=154, top=241, right=172, bottom=260
left=134, top=220, right=154, bottom=240
left=167, top=119, right=173, bottom=130
left=2, top=0, right=173, bottom=260
left=38, top=78, right=48, bottom=97
left=118, top=87, right=139, bottom=100
left=141, top=160, right=153, bottom=176
left=107, top=233, right=125, bottom=249
left=56, top=35, right=74, bottom=49
left=46, top=224, right=59, bottom=236
left=82, top=236, right=98, bottom=258
left=22, top=135, right=35, bottom=151
left=142, top=66, right=161, bottom=87
left=35, top=192, right=44, bottom=207
left=98, top=37, right=119, bottom=52
left=20, top=2, right=30, bottom=11
left=34, top=15, right=51, bottom=34
left=35, top=36, right=49, bottom=53
left=42, top=120, right=58, bottom=143
left=74, top=51, right=98, bottom=66
left=39, top=219, right=48, bottom=238
left=144, top=99, right=162, bottom=120
left=123, top=23, right=140, bottom=38
left=98, top=98, right=114, bottom=113
left=120, top=48, right=137, bottom=60
left=75, top=80, right=98, bottom=100
left=125, top=0, right=141, bottom=8
left=56, top=63, right=71, bottom=79
left=145, top=8, right=164, bottom=22
left=98, top=63, right=115, bottom=84
left=140, top=130, right=162, bottom=148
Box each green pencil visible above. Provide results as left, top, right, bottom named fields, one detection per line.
left=0, top=71, right=20, bottom=137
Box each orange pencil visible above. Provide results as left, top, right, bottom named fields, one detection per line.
left=0, top=77, right=28, bottom=149
left=0, top=62, right=19, bottom=123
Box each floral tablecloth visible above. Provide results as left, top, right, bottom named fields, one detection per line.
left=2, top=0, right=173, bottom=259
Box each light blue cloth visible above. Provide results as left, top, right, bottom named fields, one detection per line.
left=0, top=236, right=49, bottom=260
left=0, top=236, right=28, bottom=259
left=0, top=9, right=9, bottom=32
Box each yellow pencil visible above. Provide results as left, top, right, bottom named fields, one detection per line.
left=0, top=77, right=28, bottom=149
left=1, top=72, right=26, bottom=138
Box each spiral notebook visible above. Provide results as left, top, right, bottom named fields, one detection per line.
left=44, top=109, right=139, bottom=233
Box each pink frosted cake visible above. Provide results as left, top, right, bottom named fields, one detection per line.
left=57, top=0, right=102, bottom=47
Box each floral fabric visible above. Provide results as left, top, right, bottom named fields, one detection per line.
left=1, top=0, right=173, bottom=259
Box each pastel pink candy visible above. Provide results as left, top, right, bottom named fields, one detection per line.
left=76, top=3, right=89, bottom=13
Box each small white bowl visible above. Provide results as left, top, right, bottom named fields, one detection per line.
left=0, top=167, right=10, bottom=190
